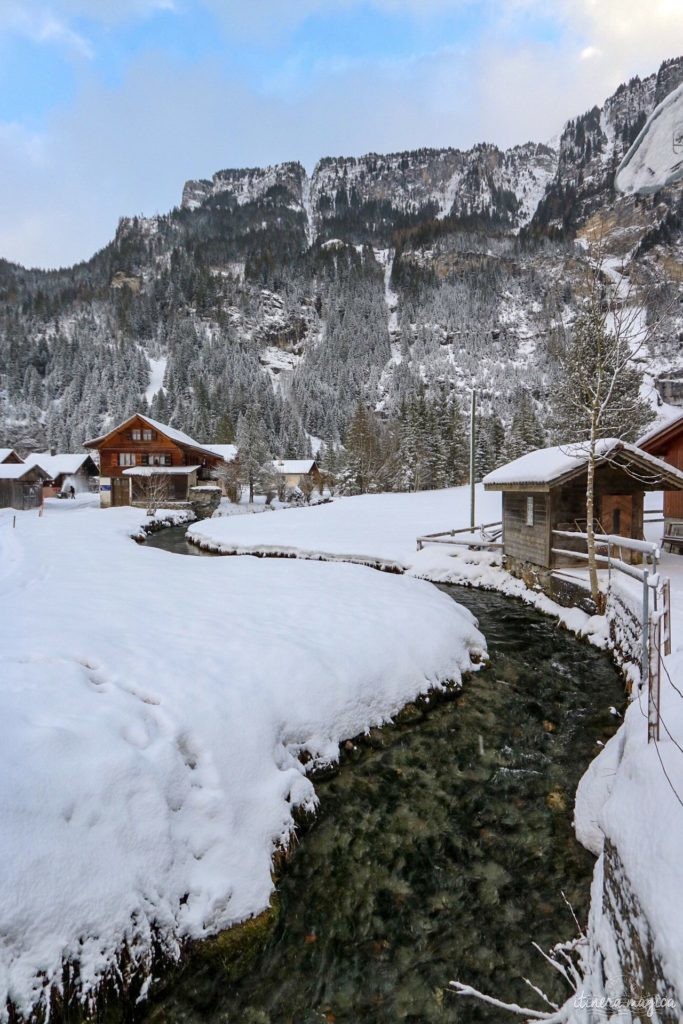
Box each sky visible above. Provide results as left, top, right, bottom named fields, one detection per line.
left=1, top=0, right=683, bottom=269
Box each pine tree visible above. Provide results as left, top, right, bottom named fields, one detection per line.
left=342, top=403, right=381, bottom=494
left=236, top=407, right=272, bottom=503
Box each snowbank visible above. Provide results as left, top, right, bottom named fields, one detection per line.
left=0, top=501, right=485, bottom=1018
left=574, top=550, right=683, bottom=1002
left=189, top=484, right=502, bottom=569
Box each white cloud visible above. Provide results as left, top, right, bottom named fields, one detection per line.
left=0, top=1, right=682, bottom=266
left=0, top=4, right=94, bottom=57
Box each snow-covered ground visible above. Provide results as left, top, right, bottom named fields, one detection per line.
left=0, top=497, right=485, bottom=1018
left=189, top=484, right=502, bottom=570
left=144, top=356, right=167, bottom=403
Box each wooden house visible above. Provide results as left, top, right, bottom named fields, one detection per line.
left=0, top=448, right=24, bottom=465
left=639, top=412, right=683, bottom=528
left=84, top=414, right=228, bottom=507
left=483, top=439, right=683, bottom=578
left=0, top=464, right=47, bottom=510
left=272, top=459, right=321, bottom=490
left=27, top=452, right=99, bottom=497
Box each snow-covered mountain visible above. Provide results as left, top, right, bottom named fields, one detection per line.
left=0, top=56, right=682, bottom=465
left=181, top=142, right=558, bottom=241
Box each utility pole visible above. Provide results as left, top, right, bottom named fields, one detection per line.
left=469, top=389, right=476, bottom=530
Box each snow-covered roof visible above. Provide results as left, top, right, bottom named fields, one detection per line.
left=483, top=439, right=683, bottom=490
left=202, top=443, right=238, bottom=462
left=0, top=449, right=22, bottom=464
left=638, top=409, right=683, bottom=449
left=272, top=459, right=317, bottom=475
left=616, top=82, right=683, bottom=195
left=84, top=415, right=223, bottom=462
left=0, top=463, right=48, bottom=480
left=25, top=452, right=95, bottom=480
left=123, top=466, right=200, bottom=476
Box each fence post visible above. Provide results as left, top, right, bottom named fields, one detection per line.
left=642, top=568, right=649, bottom=689
left=648, top=613, right=661, bottom=743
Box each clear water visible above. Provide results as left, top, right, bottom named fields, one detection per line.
left=143, top=530, right=624, bottom=1024
left=144, top=524, right=211, bottom=556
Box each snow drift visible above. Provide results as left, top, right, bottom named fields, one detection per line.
left=0, top=501, right=485, bottom=1018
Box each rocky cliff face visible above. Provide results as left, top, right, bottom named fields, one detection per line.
left=529, top=55, right=683, bottom=238
left=1, top=56, right=682, bottom=457
left=181, top=141, right=558, bottom=241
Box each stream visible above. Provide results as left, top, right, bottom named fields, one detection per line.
left=144, top=525, right=624, bottom=1024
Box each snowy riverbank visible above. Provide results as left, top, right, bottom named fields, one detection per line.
left=189, top=485, right=683, bottom=1017
left=0, top=499, right=485, bottom=1019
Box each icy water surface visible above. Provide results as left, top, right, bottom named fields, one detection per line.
left=143, top=533, right=624, bottom=1024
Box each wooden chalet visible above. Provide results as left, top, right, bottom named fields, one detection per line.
left=639, top=412, right=683, bottom=527
left=27, top=452, right=99, bottom=497
left=483, top=439, right=683, bottom=577
left=0, top=448, right=23, bottom=465
left=0, top=463, right=47, bottom=510
left=84, top=414, right=227, bottom=507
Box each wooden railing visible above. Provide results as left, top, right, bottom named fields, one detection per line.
left=416, top=521, right=503, bottom=552
left=551, top=528, right=670, bottom=742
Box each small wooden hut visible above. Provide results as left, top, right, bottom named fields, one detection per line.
left=0, top=464, right=47, bottom=510
left=483, top=439, right=683, bottom=579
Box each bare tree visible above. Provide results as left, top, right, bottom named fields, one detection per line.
left=215, top=460, right=242, bottom=503
left=550, top=232, right=672, bottom=603
left=136, top=472, right=172, bottom=517
left=299, top=474, right=316, bottom=504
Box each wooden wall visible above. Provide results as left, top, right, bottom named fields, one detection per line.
left=503, top=492, right=551, bottom=567
left=502, top=465, right=648, bottom=571
left=0, top=479, right=42, bottom=510
left=656, top=436, right=683, bottom=520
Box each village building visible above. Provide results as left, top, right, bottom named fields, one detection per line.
left=27, top=452, right=99, bottom=498
left=0, top=448, right=24, bottom=465
left=83, top=414, right=227, bottom=508
left=638, top=411, right=683, bottom=530
left=0, top=463, right=48, bottom=510
left=483, top=439, right=683, bottom=582
left=272, top=459, right=321, bottom=490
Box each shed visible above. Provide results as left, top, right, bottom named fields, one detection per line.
left=26, top=452, right=99, bottom=497
left=0, top=464, right=47, bottom=510
left=483, top=439, right=683, bottom=576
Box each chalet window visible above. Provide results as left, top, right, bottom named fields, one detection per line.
left=119, top=453, right=136, bottom=467
left=131, top=429, right=142, bottom=441
left=144, top=453, right=172, bottom=467
left=526, top=496, right=534, bottom=527
left=613, top=508, right=621, bottom=534
left=142, top=429, right=156, bottom=441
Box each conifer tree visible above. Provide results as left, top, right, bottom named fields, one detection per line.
left=236, top=407, right=272, bottom=503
